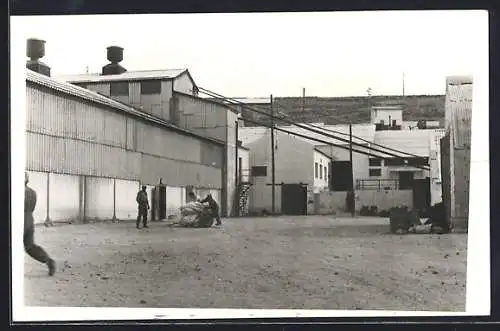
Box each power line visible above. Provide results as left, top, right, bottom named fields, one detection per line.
left=241, top=117, right=429, bottom=171
left=250, top=97, right=424, bottom=159
left=198, top=87, right=429, bottom=167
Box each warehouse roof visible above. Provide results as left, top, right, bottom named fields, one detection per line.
left=26, top=69, right=224, bottom=146
left=55, top=68, right=189, bottom=83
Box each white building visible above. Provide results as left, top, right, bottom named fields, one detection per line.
left=371, top=106, right=404, bottom=129
left=245, top=130, right=332, bottom=215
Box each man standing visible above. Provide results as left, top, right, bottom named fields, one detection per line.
left=199, top=193, right=221, bottom=226
left=24, top=172, right=56, bottom=276
left=136, top=185, right=150, bottom=229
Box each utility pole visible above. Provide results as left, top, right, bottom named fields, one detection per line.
left=349, top=123, right=355, bottom=217
left=270, top=94, right=276, bottom=215
left=235, top=120, right=239, bottom=217
left=402, top=72, right=405, bottom=96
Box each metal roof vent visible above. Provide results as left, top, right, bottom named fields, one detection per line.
left=102, top=46, right=127, bottom=75
left=26, top=38, right=51, bottom=77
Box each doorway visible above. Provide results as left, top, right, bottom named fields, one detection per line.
left=281, top=184, right=307, bottom=215
left=399, top=171, right=414, bottom=190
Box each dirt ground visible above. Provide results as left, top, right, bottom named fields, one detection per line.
left=24, top=216, right=467, bottom=311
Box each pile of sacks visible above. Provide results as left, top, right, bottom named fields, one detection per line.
left=389, top=202, right=450, bottom=234
left=176, top=202, right=214, bottom=228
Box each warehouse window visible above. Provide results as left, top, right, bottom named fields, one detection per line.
left=141, top=80, right=162, bottom=95
left=324, top=165, right=328, bottom=181
left=369, top=158, right=382, bottom=167
left=110, top=82, right=129, bottom=96
left=369, top=168, right=382, bottom=177
left=251, top=166, right=267, bottom=177
left=314, top=162, right=318, bottom=178
left=320, top=164, right=323, bottom=179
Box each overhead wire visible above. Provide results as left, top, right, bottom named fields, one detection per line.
left=198, top=87, right=430, bottom=168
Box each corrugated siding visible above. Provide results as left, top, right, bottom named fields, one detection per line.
left=129, top=82, right=141, bottom=106
left=176, top=94, right=228, bottom=141
left=85, top=83, right=111, bottom=96
left=453, top=148, right=470, bottom=224
left=135, top=121, right=201, bottom=162
left=446, top=83, right=472, bottom=149
left=140, top=153, right=222, bottom=188
left=26, top=131, right=142, bottom=179
left=27, top=85, right=127, bottom=148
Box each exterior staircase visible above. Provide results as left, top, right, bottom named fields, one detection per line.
left=235, top=182, right=251, bottom=217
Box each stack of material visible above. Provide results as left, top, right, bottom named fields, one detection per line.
left=177, top=202, right=214, bottom=228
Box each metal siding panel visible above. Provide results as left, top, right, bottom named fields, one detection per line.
left=161, top=81, right=173, bottom=121
left=130, top=82, right=141, bottom=105
left=87, top=83, right=111, bottom=96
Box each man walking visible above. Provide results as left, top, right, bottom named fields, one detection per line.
left=199, top=193, right=221, bottom=226
left=24, top=172, right=56, bottom=276
left=136, top=185, right=150, bottom=229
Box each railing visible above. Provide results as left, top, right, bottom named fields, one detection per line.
left=356, top=179, right=399, bottom=191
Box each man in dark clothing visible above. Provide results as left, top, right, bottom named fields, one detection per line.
left=136, top=185, right=150, bottom=229
left=24, top=172, right=56, bottom=276
left=199, top=194, right=221, bottom=226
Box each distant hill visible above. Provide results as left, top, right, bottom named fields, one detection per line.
left=239, top=95, right=445, bottom=127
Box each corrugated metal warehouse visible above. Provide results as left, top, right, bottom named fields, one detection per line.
left=56, top=45, right=242, bottom=217
left=26, top=67, right=225, bottom=224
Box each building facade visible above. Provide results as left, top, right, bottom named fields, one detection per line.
left=57, top=47, right=241, bottom=217
left=245, top=131, right=332, bottom=215
left=26, top=69, right=224, bottom=224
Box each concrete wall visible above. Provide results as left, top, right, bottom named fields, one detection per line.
left=248, top=179, right=282, bottom=214
left=315, top=189, right=413, bottom=215
left=238, top=147, right=250, bottom=182
left=371, top=109, right=403, bottom=126
left=85, top=177, right=114, bottom=220
left=115, top=179, right=140, bottom=220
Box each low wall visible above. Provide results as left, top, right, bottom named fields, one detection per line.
left=315, top=189, right=413, bottom=215
left=248, top=183, right=282, bottom=214
left=25, top=171, right=215, bottom=223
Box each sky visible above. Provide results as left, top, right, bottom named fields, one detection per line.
left=12, top=10, right=488, bottom=98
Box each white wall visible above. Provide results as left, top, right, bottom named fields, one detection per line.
left=85, top=177, right=114, bottom=220
left=371, top=109, right=403, bottom=126
left=238, top=147, right=250, bottom=182
left=173, top=72, right=196, bottom=95
left=315, top=189, right=413, bottom=215
left=313, top=150, right=330, bottom=193
left=49, top=173, right=80, bottom=222
left=115, top=179, right=140, bottom=220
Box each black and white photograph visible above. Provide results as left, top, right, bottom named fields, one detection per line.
left=10, top=10, right=489, bottom=321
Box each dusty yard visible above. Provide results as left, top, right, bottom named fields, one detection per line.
left=24, top=216, right=467, bottom=311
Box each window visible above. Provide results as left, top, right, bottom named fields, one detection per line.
left=324, top=165, right=328, bottom=181
left=251, top=166, right=267, bottom=177
left=141, top=80, right=162, bottom=95
left=369, top=158, right=382, bottom=167
left=369, top=168, right=382, bottom=177
left=110, top=82, right=129, bottom=96
left=315, top=162, right=318, bottom=178
left=320, top=165, right=323, bottom=179
left=392, top=120, right=397, bottom=127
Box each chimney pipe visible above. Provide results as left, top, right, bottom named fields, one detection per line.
left=102, top=46, right=127, bottom=75
left=26, top=38, right=51, bottom=77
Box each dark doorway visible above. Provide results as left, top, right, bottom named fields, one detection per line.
left=151, top=187, right=158, bottom=222
left=281, top=184, right=307, bottom=215
left=412, top=177, right=431, bottom=216
left=158, top=185, right=166, bottom=220
left=399, top=171, right=414, bottom=190
left=331, top=161, right=352, bottom=191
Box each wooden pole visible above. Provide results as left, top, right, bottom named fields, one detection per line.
left=349, top=123, right=355, bottom=217
left=235, top=120, right=239, bottom=217
left=270, top=94, right=275, bottom=214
